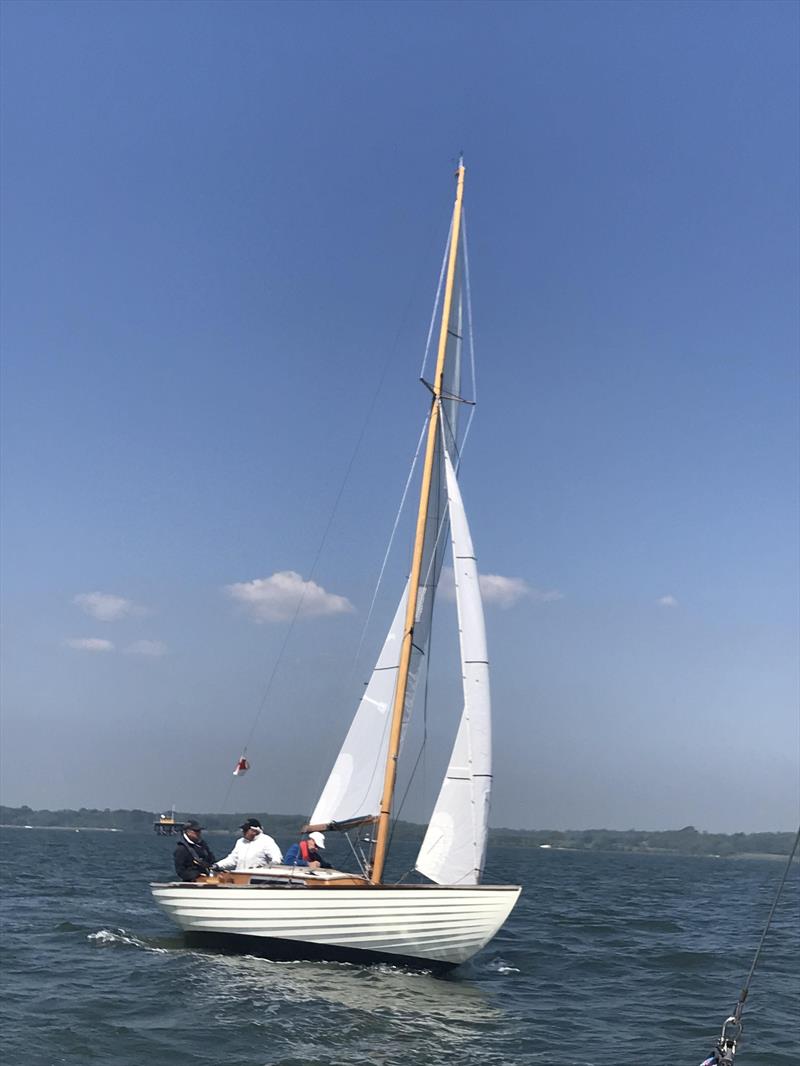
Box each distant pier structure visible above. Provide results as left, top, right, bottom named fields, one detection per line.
left=154, top=809, right=181, bottom=836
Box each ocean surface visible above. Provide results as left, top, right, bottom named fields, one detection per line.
left=1, top=827, right=797, bottom=1066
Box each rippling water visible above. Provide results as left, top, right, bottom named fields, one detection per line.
left=1, top=827, right=797, bottom=1065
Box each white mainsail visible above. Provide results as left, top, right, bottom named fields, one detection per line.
left=309, top=576, right=435, bottom=828
left=416, top=445, right=491, bottom=886
left=309, top=585, right=407, bottom=828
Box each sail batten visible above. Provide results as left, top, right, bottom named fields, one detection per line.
left=415, top=444, right=491, bottom=887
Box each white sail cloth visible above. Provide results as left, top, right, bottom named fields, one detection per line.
left=309, top=586, right=408, bottom=828
left=416, top=446, right=491, bottom=886
left=310, top=574, right=436, bottom=828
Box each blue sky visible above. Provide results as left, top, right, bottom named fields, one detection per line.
left=1, top=0, right=797, bottom=832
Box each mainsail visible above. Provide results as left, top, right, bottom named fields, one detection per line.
left=309, top=580, right=432, bottom=829
left=308, top=523, right=449, bottom=829
left=416, top=444, right=491, bottom=886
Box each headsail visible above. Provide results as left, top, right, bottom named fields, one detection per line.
left=415, top=443, right=491, bottom=886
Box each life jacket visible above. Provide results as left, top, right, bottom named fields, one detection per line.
left=299, top=839, right=312, bottom=862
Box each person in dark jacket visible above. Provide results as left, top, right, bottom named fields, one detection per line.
left=174, top=820, right=217, bottom=882
left=283, top=831, right=332, bottom=869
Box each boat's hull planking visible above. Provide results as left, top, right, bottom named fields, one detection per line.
left=151, top=878, right=521, bottom=967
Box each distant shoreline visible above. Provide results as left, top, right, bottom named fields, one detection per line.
left=0, top=824, right=124, bottom=832
left=0, top=823, right=233, bottom=834
left=0, top=823, right=791, bottom=860
left=0, top=811, right=795, bottom=860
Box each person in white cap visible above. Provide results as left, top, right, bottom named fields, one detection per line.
left=283, top=831, right=331, bottom=869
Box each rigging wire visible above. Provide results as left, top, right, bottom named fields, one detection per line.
left=301, top=411, right=431, bottom=827
left=737, top=823, right=800, bottom=1006
left=219, top=239, right=444, bottom=813
left=379, top=216, right=478, bottom=860
left=278, top=181, right=477, bottom=854
left=459, top=209, right=478, bottom=457
left=348, top=413, right=429, bottom=682
left=419, top=220, right=452, bottom=383
left=304, top=213, right=473, bottom=825
left=700, top=824, right=800, bottom=1064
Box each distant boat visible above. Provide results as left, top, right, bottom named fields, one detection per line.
left=151, top=160, right=521, bottom=970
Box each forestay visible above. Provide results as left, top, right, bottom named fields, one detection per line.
left=416, top=444, right=491, bottom=886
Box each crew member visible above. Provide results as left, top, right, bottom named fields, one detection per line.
left=214, top=818, right=282, bottom=871
left=283, top=831, right=331, bottom=869
left=174, top=820, right=216, bottom=882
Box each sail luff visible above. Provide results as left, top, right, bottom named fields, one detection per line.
left=370, top=160, right=466, bottom=885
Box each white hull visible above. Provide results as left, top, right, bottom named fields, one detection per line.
left=151, top=870, right=520, bottom=968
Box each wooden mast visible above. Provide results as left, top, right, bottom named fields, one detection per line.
left=370, top=160, right=466, bottom=885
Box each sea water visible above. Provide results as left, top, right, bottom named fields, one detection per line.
left=1, top=827, right=797, bottom=1065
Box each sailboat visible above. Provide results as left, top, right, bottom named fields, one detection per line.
left=151, top=160, right=521, bottom=970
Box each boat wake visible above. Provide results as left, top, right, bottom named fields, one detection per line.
left=483, top=956, right=520, bottom=974
left=87, top=927, right=169, bottom=953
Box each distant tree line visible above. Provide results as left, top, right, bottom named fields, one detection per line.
left=0, top=807, right=794, bottom=857
left=489, top=824, right=796, bottom=857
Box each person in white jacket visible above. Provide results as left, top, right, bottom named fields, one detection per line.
left=214, top=818, right=282, bottom=871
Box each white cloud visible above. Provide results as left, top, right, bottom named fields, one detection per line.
left=73, top=591, right=147, bottom=622
left=225, top=571, right=355, bottom=623
left=65, top=637, right=115, bottom=652
left=441, top=568, right=563, bottom=608
left=125, top=640, right=168, bottom=657
left=657, top=594, right=679, bottom=608
left=480, top=573, right=562, bottom=607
